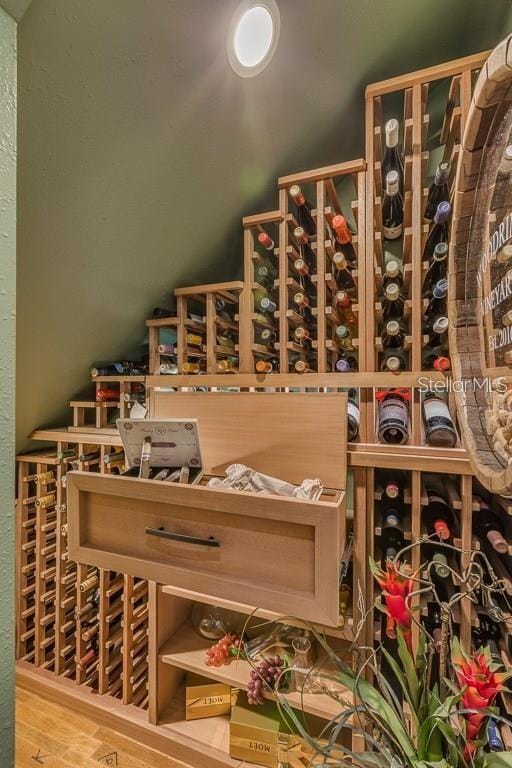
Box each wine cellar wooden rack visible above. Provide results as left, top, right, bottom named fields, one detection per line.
left=16, top=46, right=512, bottom=766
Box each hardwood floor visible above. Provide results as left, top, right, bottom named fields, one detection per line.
left=15, top=687, right=190, bottom=768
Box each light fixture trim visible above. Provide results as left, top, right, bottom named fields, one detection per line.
left=228, top=0, right=280, bottom=78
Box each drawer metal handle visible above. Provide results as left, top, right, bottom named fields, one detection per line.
left=145, top=526, right=220, bottom=548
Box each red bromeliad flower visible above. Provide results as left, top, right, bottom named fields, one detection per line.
left=451, top=638, right=510, bottom=758
left=373, top=559, right=414, bottom=651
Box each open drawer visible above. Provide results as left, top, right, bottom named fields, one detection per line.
left=68, top=391, right=348, bottom=626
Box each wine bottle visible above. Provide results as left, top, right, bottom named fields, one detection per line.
left=157, top=344, right=177, bottom=355
left=335, top=324, right=355, bottom=350
left=377, top=389, right=409, bottom=444
left=293, top=258, right=314, bottom=290
left=380, top=350, right=407, bottom=372
left=422, top=347, right=451, bottom=372
left=293, top=226, right=316, bottom=267
left=423, top=278, right=448, bottom=323
left=335, top=356, right=357, bottom=372
left=381, top=320, right=406, bottom=350
left=425, top=316, right=449, bottom=348
left=423, top=243, right=448, bottom=293
left=103, top=450, right=124, bottom=465
left=473, top=500, right=509, bottom=554
left=257, top=231, right=275, bottom=252
left=423, top=392, right=458, bottom=448
left=216, top=360, right=237, bottom=372
left=424, top=161, right=451, bottom=221
left=422, top=201, right=451, bottom=262
left=294, top=326, right=312, bottom=344
left=294, top=360, right=311, bottom=373
left=293, top=292, right=314, bottom=322
left=152, top=307, right=175, bottom=319
left=382, top=118, right=404, bottom=193
left=160, top=362, right=179, bottom=374
left=382, top=282, right=404, bottom=322
left=255, top=264, right=276, bottom=289
left=423, top=488, right=453, bottom=540
left=80, top=573, right=99, bottom=593
left=426, top=602, right=442, bottom=653
left=331, top=215, right=357, bottom=265
left=347, top=389, right=360, bottom=441
left=256, top=358, right=279, bottom=374
left=382, top=170, right=403, bottom=241
left=186, top=332, right=203, bottom=347
left=78, top=450, right=101, bottom=463
left=23, top=470, right=55, bottom=484
left=335, top=291, right=357, bottom=326
left=259, top=329, right=277, bottom=344
left=181, top=362, right=203, bottom=374
left=382, top=259, right=403, bottom=291
left=381, top=508, right=405, bottom=560
left=259, top=297, right=277, bottom=314
left=35, top=493, right=56, bottom=508
left=381, top=472, right=406, bottom=500
left=332, top=253, right=356, bottom=292
left=95, top=388, right=119, bottom=402
left=91, top=361, right=147, bottom=377
left=289, top=185, right=316, bottom=236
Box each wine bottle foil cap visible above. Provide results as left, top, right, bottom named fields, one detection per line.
left=258, top=231, right=274, bottom=250
left=289, top=184, right=305, bottom=203
left=261, top=297, right=275, bottom=309
left=294, top=258, right=306, bottom=270
left=335, top=358, right=350, bottom=371
left=505, top=145, right=512, bottom=161
left=295, top=327, right=307, bottom=339
left=434, top=242, right=448, bottom=259
left=433, top=278, right=448, bottom=299
left=294, top=226, right=308, bottom=243
left=384, top=513, right=400, bottom=527
left=432, top=552, right=450, bottom=577
left=435, top=161, right=451, bottom=182
left=386, top=356, right=401, bottom=371
left=433, top=356, right=451, bottom=371
left=386, top=170, right=400, bottom=194
left=434, top=519, right=450, bottom=541
left=386, top=259, right=399, bottom=276
left=333, top=252, right=347, bottom=268
left=497, top=243, right=512, bottom=263
left=257, top=264, right=269, bottom=275
left=385, top=482, right=399, bottom=498
left=295, top=360, right=308, bottom=372
left=487, top=529, right=509, bottom=554
left=385, top=282, right=400, bottom=300
left=385, top=118, right=399, bottom=148
left=255, top=360, right=270, bottom=372
left=386, top=320, right=400, bottom=335
left=336, top=290, right=350, bottom=305
left=434, top=201, right=451, bottom=223
left=336, top=325, right=349, bottom=338
left=433, top=316, right=449, bottom=334
left=294, top=292, right=305, bottom=304
left=332, top=214, right=348, bottom=231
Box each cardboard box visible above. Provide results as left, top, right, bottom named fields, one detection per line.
left=229, top=692, right=291, bottom=768
left=185, top=673, right=232, bottom=721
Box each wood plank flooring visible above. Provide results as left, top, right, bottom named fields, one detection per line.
left=15, top=687, right=190, bottom=768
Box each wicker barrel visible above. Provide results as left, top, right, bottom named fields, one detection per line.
left=449, top=33, right=512, bottom=495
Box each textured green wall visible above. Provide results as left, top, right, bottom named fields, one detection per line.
left=16, top=0, right=512, bottom=448
left=0, top=6, right=16, bottom=766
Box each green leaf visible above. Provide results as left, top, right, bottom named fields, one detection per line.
left=484, top=755, right=512, bottom=768
left=380, top=645, right=420, bottom=730
left=397, top=629, right=420, bottom=710
left=336, top=664, right=417, bottom=764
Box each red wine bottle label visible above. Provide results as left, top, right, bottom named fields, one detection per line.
left=257, top=232, right=274, bottom=250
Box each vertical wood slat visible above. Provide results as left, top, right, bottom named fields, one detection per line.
left=411, top=84, right=423, bottom=445
left=239, top=228, right=254, bottom=373
left=357, top=168, right=369, bottom=443
left=364, top=94, right=377, bottom=442
left=315, top=180, right=327, bottom=373
left=176, top=295, right=187, bottom=373
left=122, top=574, right=134, bottom=704
left=98, top=569, right=109, bottom=694
left=411, top=471, right=422, bottom=652
left=278, top=189, right=289, bottom=374
left=205, top=293, right=216, bottom=374
left=34, top=464, right=44, bottom=668
left=459, top=474, right=473, bottom=650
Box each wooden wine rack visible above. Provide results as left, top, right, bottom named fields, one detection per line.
left=16, top=436, right=149, bottom=710
left=16, top=44, right=512, bottom=766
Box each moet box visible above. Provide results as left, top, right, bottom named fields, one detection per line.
left=229, top=692, right=291, bottom=768
left=185, top=673, right=232, bottom=721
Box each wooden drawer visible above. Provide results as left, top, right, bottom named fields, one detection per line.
left=68, top=471, right=343, bottom=626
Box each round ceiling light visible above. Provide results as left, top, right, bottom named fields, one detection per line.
left=228, top=1, right=280, bottom=77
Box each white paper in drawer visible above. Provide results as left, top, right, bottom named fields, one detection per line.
left=116, top=418, right=202, bottom=469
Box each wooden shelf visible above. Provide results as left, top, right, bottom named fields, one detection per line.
left=159, top=623, right=348, bottom=721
